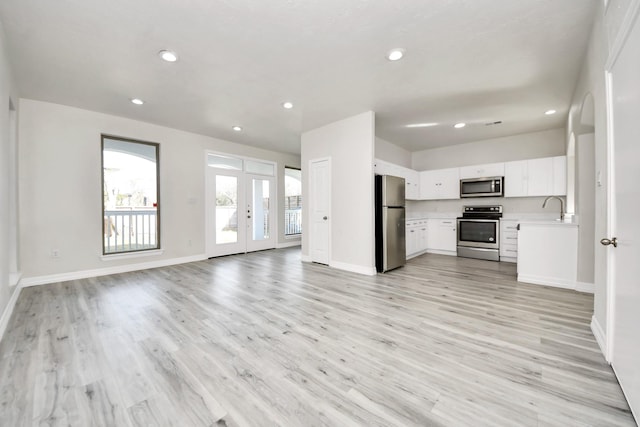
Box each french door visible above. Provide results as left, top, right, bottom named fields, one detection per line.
left=206, top=154, right=276, bottom=257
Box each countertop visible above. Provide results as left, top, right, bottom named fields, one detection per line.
left=406, top=212, right=579, bottom=226
left=517, top=218, right=579, bottom=227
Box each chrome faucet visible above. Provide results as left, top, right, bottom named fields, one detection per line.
left=542, top=196, right=565, bottom=221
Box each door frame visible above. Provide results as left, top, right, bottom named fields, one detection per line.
left=309, top=157, right=331, bottom=265
left=205, top=150, right=278, bottom=258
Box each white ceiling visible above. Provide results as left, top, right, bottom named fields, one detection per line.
left=0, top=0, right=596, bottom=155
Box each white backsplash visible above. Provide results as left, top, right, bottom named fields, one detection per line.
left=407, top=196, right=566, bottom=219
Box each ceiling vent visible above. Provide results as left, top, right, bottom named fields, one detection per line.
left=484, top=121, right=502, bottom=126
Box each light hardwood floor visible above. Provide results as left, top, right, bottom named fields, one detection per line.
left=0, top=248, right=635, bottom=426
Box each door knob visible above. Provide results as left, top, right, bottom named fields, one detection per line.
left=600, top=237, right=617, bottom=247
left=323, top=216, right=328, bottom=220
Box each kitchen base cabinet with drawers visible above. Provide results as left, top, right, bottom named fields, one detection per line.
left=406, top=219, right=428, bottom=259
left=499, top=219, right=519, bottom=263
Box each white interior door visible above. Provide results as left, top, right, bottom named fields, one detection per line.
left=606, top=10, right=640, bottom=419
left=310, top=158, right=330, bottom=265
left=246, top=174, right=275, bottom=252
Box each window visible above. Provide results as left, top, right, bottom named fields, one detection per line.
left=102, top=135, right=160, bottom=254
left=284, top=167, right=302, bottom=236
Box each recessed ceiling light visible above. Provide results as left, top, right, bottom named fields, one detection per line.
left=545, top=109, right=557, bottom=115
left=282, top=102, right=294, bottom=109
left=454, top=123, right=466, bottom=128
left=406, top=123, right=438, bottom=128
left=130, top=98, right=144, bottom=105
left=158, top=50, right=178, bottom=62
left=232, top=126, right=242, bottom=132
left=386, top=48, right=405, bottom=61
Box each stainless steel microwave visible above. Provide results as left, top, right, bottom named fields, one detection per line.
left=460, top=176, right=504, bottom=198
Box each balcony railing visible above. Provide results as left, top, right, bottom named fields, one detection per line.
left=104, top=209, right=158, bottom=254
left=285, top=208, right=302, bottom=236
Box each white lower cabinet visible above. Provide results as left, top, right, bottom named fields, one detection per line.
left=406, top=219, right=428, bottom=259
left=517, top=221, right=578, bottom=290
left=499, top=219, right=519, bottom=262
left=427, top=219, right=457, bottom=254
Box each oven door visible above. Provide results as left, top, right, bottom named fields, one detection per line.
left=457, top=218, right=500, bottom=249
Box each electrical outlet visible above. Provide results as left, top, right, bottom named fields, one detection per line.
left=51, top=249, right=60, bottom=258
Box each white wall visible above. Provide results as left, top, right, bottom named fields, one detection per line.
left=576, top=134, right=595, bottom=285
left=18, top=99, right=300, bottom=280
left=375, top=137, right=411, bottom=167
left=566, top=0, right=609, bottom=333
left=0, top=20, right=20, bottom=334
left=301, top=111, right=375, bottom=274
left=411, top=128, right=566, bottom=171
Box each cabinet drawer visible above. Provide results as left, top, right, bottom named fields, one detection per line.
left=501, top=231, right=518, bottom=243
left=500, top=243, right=518, bottom=256
left=500, top=221, right=518, bottom=232
left=500, top=248, right=518, bottom=257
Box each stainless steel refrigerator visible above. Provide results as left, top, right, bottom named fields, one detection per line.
left=375, top=175, right=406, bottom=272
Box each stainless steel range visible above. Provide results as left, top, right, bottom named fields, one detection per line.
left=457, top=205, right=502, bottom=261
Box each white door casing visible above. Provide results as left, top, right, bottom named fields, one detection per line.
left=605, top=5, right=640, bottom=419
left=310, top=158, right=331, bottom=265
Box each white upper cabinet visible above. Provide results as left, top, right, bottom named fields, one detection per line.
left=504, top=160, right=528, bottom=197
left=420, top=168, right=460, bottom=200
left=527, top=157, right=555, bottom=196
left=405, top=168, right=420, bottom=200
left=374, top=159, right=420, bottom=200
left=377, top=155, right=566, bottom=201
left=459, top=162, right=505, bottom=179
left=504, top=156, right=567, bottom=198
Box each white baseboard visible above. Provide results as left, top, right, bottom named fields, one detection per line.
left=21, top=254, right=208, bottom=287
left=575, top=281, right=595, bottom=294
left=276, top=241, right=301, bottom=249
left=517, top=274, right=577, bottom=291
left=517, top=274, right=594, bottom=294
left=9, top=272, right=22, bottom=287
left=407, top=250, right=428, bottom=260
left=591, top=315, right=608, bottom=361
left=329, top=260, right=377, bottom=276
left=0, top=283, right=23, bottom=343
left=426, top=249, right=457, bottom=257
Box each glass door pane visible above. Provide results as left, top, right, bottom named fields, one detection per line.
left=251, top=178, right=270, bottom=241
left=215, top=175, right=239, bottom=244
left=247, top=175, right=275, bottom=251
